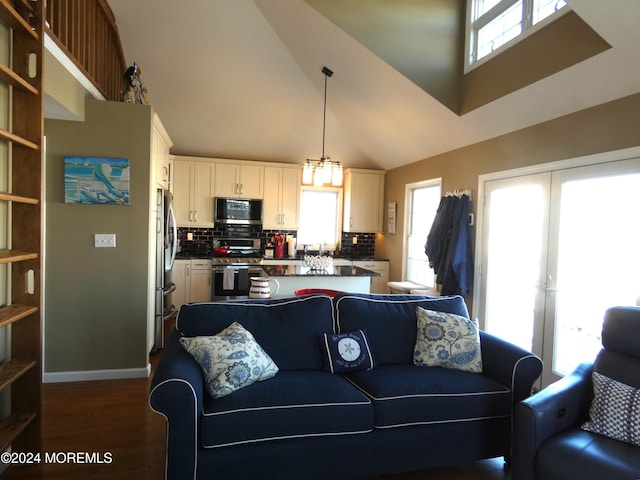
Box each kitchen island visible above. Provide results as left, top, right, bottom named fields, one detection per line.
left=261, top=264, right=381, bottom=297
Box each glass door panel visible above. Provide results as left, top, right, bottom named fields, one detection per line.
left=544, top=159, right=640, bottom=384
left=481, top=173, right=550, bottom=356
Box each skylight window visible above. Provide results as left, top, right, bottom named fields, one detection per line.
left=467, top=0, right=568, bottom=69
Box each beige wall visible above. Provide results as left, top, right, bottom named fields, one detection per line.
left=44, top=99, right=153, bottom=375
left=378, top=93, right=640, bottom=299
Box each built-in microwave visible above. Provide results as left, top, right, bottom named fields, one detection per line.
left=214, top=197, right=263, bottom=225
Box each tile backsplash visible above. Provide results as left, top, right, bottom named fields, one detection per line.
left=339, top=232, right=375, bottom=258
left=177, top=226, right=375, bottom=258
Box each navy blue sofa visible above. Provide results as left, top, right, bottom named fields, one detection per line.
left=150, top=293, right=542, bottom=480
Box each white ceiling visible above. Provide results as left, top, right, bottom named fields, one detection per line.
left=106, top=0, right=640, bottom=171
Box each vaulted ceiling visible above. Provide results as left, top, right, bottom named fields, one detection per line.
left=107, top=0, right=640, bottom=171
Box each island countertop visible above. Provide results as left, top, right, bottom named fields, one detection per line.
left=262, top=265, right=381, bottom=277
left=261, top=265, right=380, bottom=297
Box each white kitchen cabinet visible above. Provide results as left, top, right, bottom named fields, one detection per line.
left=173, top=260, right=190, bottom=309
left=263, top=166, right=300, bottom=229
left=153, top=113, right=173, bottom=190
left=353, top=260, right=389, bottom=294
left=173, top=159, right=215, bottom=226
left=190, top=260, right=212, bottom=303
left=173, top=259, right=212, bottom=308
left=343, top=169, right=385, bottom=232
left=215, top=162, right=264, bottom=199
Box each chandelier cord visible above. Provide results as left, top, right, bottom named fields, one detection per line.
left=322, top=71, right=327, bottom=159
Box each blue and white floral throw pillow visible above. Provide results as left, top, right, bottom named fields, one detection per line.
left=414, top=307, right=482, bottom=373
left=180, top=322, right=279, bottom=399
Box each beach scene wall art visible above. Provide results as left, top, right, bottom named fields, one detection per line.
left=64, top=156, right=130, bottom=205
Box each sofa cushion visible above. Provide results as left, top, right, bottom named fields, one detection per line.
left=200, top=370, right=373, bottom=448
left=581, top=372, right=640, bottom=447
left=414, top=307, right=482, bottom=373
left=320, top=330, right=375, bottom=373
left=346, top=364, right=510, bottom=429
left=333, top=293, right=469, bottom=366
left=180, top=322, right=279, bottom=399
left=177, top=295, right=334, bottom=370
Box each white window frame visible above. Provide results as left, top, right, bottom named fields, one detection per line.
left=297, top=186, right=343, bottom=251
left=402, top=178, right=442, bottom=287
left=465, top=0, right=569, bottom=72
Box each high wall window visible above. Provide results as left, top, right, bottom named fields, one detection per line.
left=404, top=180, right=441, bottom=287
left=466, top=0, right=568, bottom=68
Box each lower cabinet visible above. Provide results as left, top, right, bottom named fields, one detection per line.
left=190, top=260, right=212, bottom=303
left=352, top=260, right=389, bottom=294
left=174, top=259, right=212, bottom=308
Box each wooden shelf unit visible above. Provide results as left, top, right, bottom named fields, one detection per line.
left=0, top=0, right=44, bottom=457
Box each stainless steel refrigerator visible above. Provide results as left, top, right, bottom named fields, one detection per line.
left=154, top=188, right=177, bottom=351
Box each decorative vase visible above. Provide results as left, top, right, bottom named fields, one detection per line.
left=249, top=277, right=280, bottom=299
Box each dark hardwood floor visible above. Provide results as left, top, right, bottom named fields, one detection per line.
left=5, top=346, right=510, bottom=480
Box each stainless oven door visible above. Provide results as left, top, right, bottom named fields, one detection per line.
left=212, top=266, right=263, bottom=299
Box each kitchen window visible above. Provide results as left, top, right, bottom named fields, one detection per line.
left=466, top=0, right=568, bottom=69
left=297, top=187, right=343, bottom=250
left=404, top=179, right=441, bottom=287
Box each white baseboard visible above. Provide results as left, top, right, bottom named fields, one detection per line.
left=43, top=364, right=151, bottom=383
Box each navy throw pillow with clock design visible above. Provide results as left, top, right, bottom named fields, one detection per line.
left=320, top=330, right=375, bottom=373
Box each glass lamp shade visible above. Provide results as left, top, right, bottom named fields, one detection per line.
left=313, top=167, right=325, bottom=186
left=331, top=163, right=343, bottom=186
left=321, top=158, right=333, bottom=184
left=302, top=161, right=314, bottom=185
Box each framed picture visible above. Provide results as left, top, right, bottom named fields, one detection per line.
left=64, top=156, right=130, bottom=205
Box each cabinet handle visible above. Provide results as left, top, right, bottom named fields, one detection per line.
left=193, top=210, right=197, bottom=222
left=239, top=183, right=243, bottom=195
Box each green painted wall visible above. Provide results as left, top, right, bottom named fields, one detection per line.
left=44, top=99, right=153, bottom=373
left=305, top=0, right=465, bottom=113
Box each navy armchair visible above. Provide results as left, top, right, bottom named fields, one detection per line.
left=512, top=306, right=640, bottom=480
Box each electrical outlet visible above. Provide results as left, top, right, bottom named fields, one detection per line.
left=352, top=236, right=358, bottom=244
left=94, top=233, right=116, bottom=248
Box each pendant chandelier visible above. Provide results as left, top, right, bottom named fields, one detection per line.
left=302, top=66, right=343, bottom=187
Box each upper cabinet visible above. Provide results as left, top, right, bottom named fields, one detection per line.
left=152, top=114, right=173, bottom=190
left=215, top=162, right=264, bottom=199
left=263, top=166, right=300, bottom=230
left=173, top=159, right=215, bottom=227
left=343, top=169, right=386, bottom=233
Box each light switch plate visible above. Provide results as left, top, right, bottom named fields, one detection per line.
left=94, top=233, right=116, bottom=248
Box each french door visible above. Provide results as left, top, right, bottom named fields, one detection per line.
left=477, top=154, right=640, bottom=387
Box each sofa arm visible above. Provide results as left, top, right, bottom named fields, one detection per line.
left=480, top=332, right=543, bottom=405
left=511, top=362, right=594, bottom=480
left=149, top=329, right=205, bottom=480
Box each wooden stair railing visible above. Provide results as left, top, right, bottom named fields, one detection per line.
left=45, top=0, right=127, bottom=101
